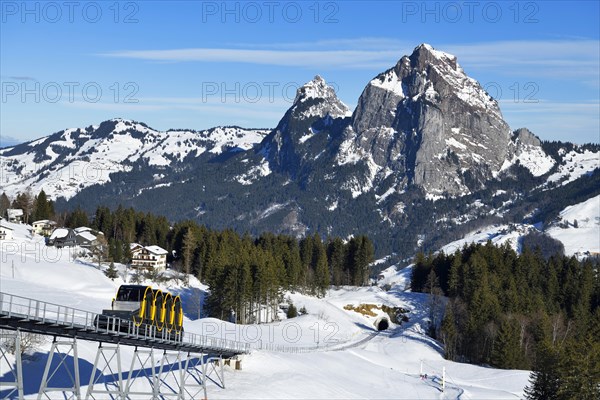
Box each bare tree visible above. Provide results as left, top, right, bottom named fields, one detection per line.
left=91, top=235, right=109, bottom=269
left=1, top=330, right=45, bottom=357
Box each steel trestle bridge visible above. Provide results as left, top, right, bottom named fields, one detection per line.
left=0, top=291, right=249, bottom=399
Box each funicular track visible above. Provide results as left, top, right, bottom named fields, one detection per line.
left=0, top=291, right=249, bottom=399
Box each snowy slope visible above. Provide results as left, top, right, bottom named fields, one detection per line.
left=0, top=221, right=530, bottom=399
left=547, top=194, right=600, bottom=256
left=0, top=119, right=269, bottom=200
left=440, top=223, right=537, bottom=254
left=547, top=148, right=600, bottom=186
left=437, top=193, right=599, bottom=258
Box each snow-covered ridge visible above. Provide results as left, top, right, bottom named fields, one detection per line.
left=547, top=148, right=600, bottom=186
left=439, top=194, right=599, bottom=258
left=0, top=119, right=269, bottom=200
left=369, top=68, right=406, bottom=98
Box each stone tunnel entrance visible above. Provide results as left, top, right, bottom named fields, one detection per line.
left=375, top=317, right=389, bottom=331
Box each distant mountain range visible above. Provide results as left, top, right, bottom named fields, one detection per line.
left=2, top=44, right=599, bottom=259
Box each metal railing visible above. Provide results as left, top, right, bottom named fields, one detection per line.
left=0, top=291, right=250, bottom=354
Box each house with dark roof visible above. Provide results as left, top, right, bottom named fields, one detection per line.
left=48, top=228, right=77, bottom=248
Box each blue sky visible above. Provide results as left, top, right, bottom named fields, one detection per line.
left=1, top=1, right=599, bottom=145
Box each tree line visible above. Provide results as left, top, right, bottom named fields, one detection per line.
left=60, top=205, right=374, bottom=323
left=411, top=242, right=600, bottom=399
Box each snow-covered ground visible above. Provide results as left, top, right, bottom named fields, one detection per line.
left=547, top=194, right=600, bottom=256
left=440, top=223, right=536, bottom=254
left=547, top=148, right=600, bottom=187
left=0, top=220, right=532, bottom=399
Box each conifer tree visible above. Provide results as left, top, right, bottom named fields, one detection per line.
left=182, top=228, right=197, bottom=286
left=314, top=240, right=330, bottom=297
left=0, top=192, right=10, bottom=217
left=105, top=262, right=119, bottom=281
left=33, top=190, right=53, bottom=221
left=441, top=304, right=458, bottom=361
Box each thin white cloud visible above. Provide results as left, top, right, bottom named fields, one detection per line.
left=98, top=38, right=599, bottom=77
left=60, top=98, right=289, bottom=122
left=500, top=101, right=600, bottom=143
left=99, top=48, right=399, bottom=69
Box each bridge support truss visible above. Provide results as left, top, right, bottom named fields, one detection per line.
left=0, top=330, right=24, bottom=399
left=1, top=337, right=231, bottom=400
left=85, top=342, right=228, bottom=400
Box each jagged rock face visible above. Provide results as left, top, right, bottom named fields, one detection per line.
left=349, top=44, right=513, bottom=196
left=513, top=127, right=542, bottom=147
left=262, top=76, right=350, bottom=177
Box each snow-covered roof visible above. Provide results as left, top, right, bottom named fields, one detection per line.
left=74, top=226, right=92, bottom=233
left=76, top=231, right=97, bottom=242
left=7, top=209, right=23, bottom=217
left=33, top=220, right=56, bottom=226
left=145, top=245, right=168, bottom=255
left=49, top=228, right=70, bottom=240
left=130, top=243, right=143, bottom=250
left=0, top=224, right=14, bottom=231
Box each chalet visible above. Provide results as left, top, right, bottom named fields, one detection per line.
left=131, top=244, right=168, bottom=272
left=0, top=224, right=14, bottom=240
left=6, top=209, right=23, bottom=223
left=32, top=220, right=57, bottom=236
left=48, top=228, right=77, bottom=248
left=75, top=231, right=98, bottom=248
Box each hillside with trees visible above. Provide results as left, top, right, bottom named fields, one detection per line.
left=60, top=205, right=374, bottom=323
left=411, top=243, right=600, bottom=398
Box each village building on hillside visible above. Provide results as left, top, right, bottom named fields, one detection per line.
left=6, top=209, right=23, bottom=224
left=48, top=228, right=77, bottom=248
left=0, top=223, right=14, bottom=240
left=32, top=220, right=57, bottom=236
left=75, top=230, right=98, bottom=248
left=130, top=243, right=168, bottom=271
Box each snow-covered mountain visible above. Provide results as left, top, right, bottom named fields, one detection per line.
left=0, top=119, right=268, bottom=200
left=1, top=44, right=598, bottom=259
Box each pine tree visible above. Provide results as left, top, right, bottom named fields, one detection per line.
left=524, top=341, right=561, bottom=400
left=441, top=304, right=458, bottom=361
left=327, top=237, right=345, bottom=287
left=182, top=228, right=197, bottom=286
left=314, top=240, right=330, bottom=297
left=491, top=317, right=523, bottom=369
left=0, top=192, right=11, bottom=217
left=287, top=303, right=298, bottom=318
left=105, top=262, right=118, bottom=280
left=33, top=190, right=53, bottom=221
left=65, top=207, right=90, bottom=228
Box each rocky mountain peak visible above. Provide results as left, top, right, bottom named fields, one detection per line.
left=291, top=75, right=350, bottom=120
left=344, top=44, right=514, bottom=198
left=409, top=43, right=459, bottom=71
left=260, top=76, right=350, bottom=179
left=513, top=127, right=542, bottom=147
